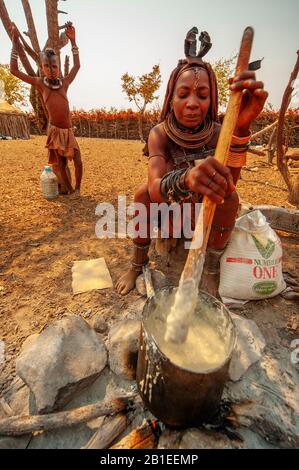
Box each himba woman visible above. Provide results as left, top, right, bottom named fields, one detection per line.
left=116, top=27, right=268, bottom=296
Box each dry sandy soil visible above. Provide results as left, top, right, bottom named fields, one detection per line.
left=0, top=136, right=298, bottom=395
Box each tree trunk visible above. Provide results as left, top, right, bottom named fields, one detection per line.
left=45, top=0, right=61, bottom=67
left=30, top=85, right=48, bottom=132
left=138, top=113, right=144, bottom=142
left=267, top=126, right=277, bottom=164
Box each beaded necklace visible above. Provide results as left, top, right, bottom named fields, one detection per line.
left=164, top=110, right=215, bottom=149
left=43, top=77, right=63, bottom=90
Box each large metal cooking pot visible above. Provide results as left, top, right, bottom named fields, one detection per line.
left=136, top=286, right=236, bottom=428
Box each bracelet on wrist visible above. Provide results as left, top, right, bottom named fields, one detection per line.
left=160, top=169, right=194, bottom=204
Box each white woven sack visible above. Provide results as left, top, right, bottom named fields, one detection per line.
left=219, top=210, right=286, bottom=302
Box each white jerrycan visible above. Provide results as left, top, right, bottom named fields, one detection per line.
left=40, top=166, right=59, bottom=200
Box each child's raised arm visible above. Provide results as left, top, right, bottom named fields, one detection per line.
left=64, top=23, right=80, bottom=86
left=10, top=25, right=39, bottom=87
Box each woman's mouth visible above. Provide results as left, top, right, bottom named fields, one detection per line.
left=184, top=114, right=200, bottom=120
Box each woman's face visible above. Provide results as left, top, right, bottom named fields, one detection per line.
left=172, top=68, right=211, bottom=129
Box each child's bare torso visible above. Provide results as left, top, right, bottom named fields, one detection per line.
left=38, top=79, right=72, bottom=129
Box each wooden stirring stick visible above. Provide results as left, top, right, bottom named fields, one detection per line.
left=182, top=26, right=254, bottom=280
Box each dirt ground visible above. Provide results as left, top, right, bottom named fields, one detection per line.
left=0, top=136, right=298, bottom=395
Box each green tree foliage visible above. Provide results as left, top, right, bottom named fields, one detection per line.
left=0, top=64, right=29, bottom=108
left=121, top=64, right=161, bottom=141
left=213, top=56, right=236, bottom=109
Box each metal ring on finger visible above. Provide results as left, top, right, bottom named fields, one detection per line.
left=207, top=178, right=213, bottom=188
left=211, top=170, right=217, bottom=181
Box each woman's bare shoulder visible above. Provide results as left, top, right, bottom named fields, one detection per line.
left=148, top=122, right=169, bottom=152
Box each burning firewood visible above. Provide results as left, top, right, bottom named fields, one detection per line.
left=111, top=419, right=162, bottom=449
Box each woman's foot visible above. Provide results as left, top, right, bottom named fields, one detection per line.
left=115, top=268, right=141, bottom=295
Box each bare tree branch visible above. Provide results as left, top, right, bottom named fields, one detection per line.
left=17, top=28, right=40, bottom=64
left=0, top=0, right=36, bottom=76
left=21, top=0, right=41, bottom=53
left=251, top=119, right=278, bottom=141
left=277, top=51, right=299, bottom=194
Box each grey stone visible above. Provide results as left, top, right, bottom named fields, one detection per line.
left=229, top=313, right=266, bottom=382
left=179, top=428, right=241, bottom=449
left=0, top=436, right=32, bottom=450
left=121, top=299, right=146, bottom=321
left=158, top=429, right=183, bottom=449
left=159, top=428, right=240, bottom=449
left=224, top=347, right=299, bottom=448
left=20, top=334, right=39, bottom=353
left=136, top=269, right=170, bottom=297
left=158, top=427, right=275, bottom=450
left=92, top=314, right=108, bottom=334
left=28, top=368, right=136, bottom=449
left=108, top=320, right=141, bottom=380
left=16, top=315, right=107, bottom=414
left=3, top=377, right=30, bottom=416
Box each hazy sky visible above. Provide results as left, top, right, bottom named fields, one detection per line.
left=0, top=0, right=298, bottom=111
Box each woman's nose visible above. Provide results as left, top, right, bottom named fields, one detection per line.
left=186, top=95, right=200, bottom=110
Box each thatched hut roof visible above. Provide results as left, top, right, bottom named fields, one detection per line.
left=0, top=101, right=30, bottom=140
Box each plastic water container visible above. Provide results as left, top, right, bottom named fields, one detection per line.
left=40, top=166, right=59, bottom=200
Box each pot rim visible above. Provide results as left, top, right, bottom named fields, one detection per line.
left=141, top=286, right=237, bottom=375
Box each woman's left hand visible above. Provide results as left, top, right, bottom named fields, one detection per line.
left=229, top=71, right=268, bottom=136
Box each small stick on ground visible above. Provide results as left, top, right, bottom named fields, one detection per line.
left=0, top=395, right=136, bottom=437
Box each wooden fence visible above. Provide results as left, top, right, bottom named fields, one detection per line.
left=28, top=110, right=299, bottom=146
left=0, top=112, right=30, bottom=140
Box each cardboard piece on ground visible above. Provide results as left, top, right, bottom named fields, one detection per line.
left=72, top=258, right=113, bottom=294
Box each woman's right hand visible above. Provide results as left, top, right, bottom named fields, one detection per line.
left=185, top=157, right=235, bottom=204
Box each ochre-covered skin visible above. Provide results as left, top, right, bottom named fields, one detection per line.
left=10, top=23, right=83, bottom=194
left=116, top=62, right=268, bottom=296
